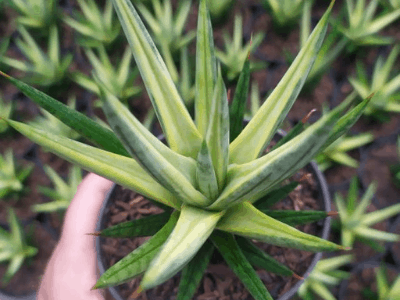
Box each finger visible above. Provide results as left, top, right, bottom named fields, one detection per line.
left=61, top=172, right=113, bottom=242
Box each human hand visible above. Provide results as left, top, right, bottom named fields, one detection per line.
left=37, top=173, right=113, bottom=300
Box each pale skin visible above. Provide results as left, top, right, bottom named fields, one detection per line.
left=36, top=173, right=113, bottom=300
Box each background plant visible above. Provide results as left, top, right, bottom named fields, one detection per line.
left=348, top=44, right=400, bottom=122
left=315, top=131, right=374, bottom=171
left=362, top=264, right=400, bottom=300
left=6, top=0, right=57, bottom=30
left=334, top=176, right=400, bottom=249
left=135, top=0, right=195, bottom=83
left=71, top=45, right=141, bottom=107
left=297, top=254, right=353, bottom=300
left=0, top=94, right=13, bottom=134
left=334, top=0, right=400, bottom=51
left=0, top=25, right=72, bottom=88
left=390, top=136, right=400, bottom=189
left=31, top=164, right=82, bottom=215
left=215, top=14, right=265, bottom=82
left=0, top=207, right=38, bottom=286
left=63, top=0, right=121, bottom=47
left=28, top=96, right=80, bottom=140
left=0, top=149, right=33, bottom=199
left=262, top=0, right=308, bottom=33
left=0, top=1, right=369, bottom=298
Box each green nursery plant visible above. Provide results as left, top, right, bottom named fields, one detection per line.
left=135, top=0, right=195, bottom=83
left=0, top=0, right=374, bottom=298
left=206, top=0, right=235, bottom=24
left=335, top=0, right=400, bottom=50
left=63, top=0, right=121, bottom=47
left=29, top=96, right=80, bottom=140
left=389, top=136, right=400, bottom=189
left=71, top=45, right=141, bottom=106
left=362, top=264, right=400, bottom=300
left=215, top=14, right=265, bottom=82
left=0, top=149, right=33, bottom=199
left=31, top=164, right=82, bottom=213
left=0, top=94, right=13, bottom=134
left=297, top=254, right=353, bottom=300
left=334, top=176, right=400, bottom=249
left=0, top=207, right=38, bottom=286
left=315, top=131, right=374, bottom=171
left=0, top=25, right=72, bottom=87
left=7, top=0, right=57, bottom=30
left=262, top=0, right=308, bottom=32
left=349, top=44, right=400, bottom=122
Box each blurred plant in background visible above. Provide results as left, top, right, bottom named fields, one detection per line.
left=334, top=0, right=400, bottom=51
left=135, top=0, right=195, bottom=83
left=362, top=264, right=400, bottom=300
left=298, top=254, right=353, bottom=300
left=390, top=136, right=400, bottom=189
left=0, top=26, right=72, bottom=88
left=0, top=94, right=13, bottom=134
left=28, top=96, right=80, bottom=140
left=215, top=14, right=265, bottom=82
left=0, top=208, right=38, bottom=286
left=206, top=0, right=235, bottom=24
left=71, top=45, right=141, bottom=107
left=315, top=132, right=374, bottom=171
left=63, top=0, right=121, bottom=47
left=0, top=149, right=33, bottom=199
left=262, top=0, right=308, bottom=33
left=334, top=176, right=400, bottom=249
left=7, top=0, right=57, bottom=30
left=31, top=165, right=82, bottom=214
left=349, top=44, right=400, bottom=122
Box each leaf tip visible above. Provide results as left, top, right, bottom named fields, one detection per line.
left=327, top=211, right=338, bottom=217
left=301, top=109, right=317, bottom=124
left=293, top=273, right=304, bottom=280
left=86, top=232, right=101, bottom=236
left=128, top=285, right=143, bottom=299
left=0, top=70, right=10, bottom=79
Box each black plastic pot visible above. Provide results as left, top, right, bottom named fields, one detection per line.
left=95, top=130, right=332, bottom=300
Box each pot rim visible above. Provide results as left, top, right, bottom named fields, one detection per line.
left=96, top=129, right=332, bottom=300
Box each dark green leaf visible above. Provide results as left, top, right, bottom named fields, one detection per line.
left=211, top=230, right=273, bottom=300
left=229, top=57, right=250, bottom=142
left=176, top=240, right=214, bottom=300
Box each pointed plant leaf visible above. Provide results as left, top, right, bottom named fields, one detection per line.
left=93, top=211, right=180, bottom=289
left=176, top=240, right=214, bottom=300
left=236, top=236, right=294, bottom=277
left=253, top=181, right=299, bottom=210
left=140, top=205, right=224, bottom=290
left=92, top=212, right=172, bottom=238
left=0, top=71, right=129, bottom=157
left=110, top=0, right=202, bottom=157
left=7, top=120, right=181, bottom=210
left=229, top=1, right=334, bottom=164
left=230, top=57, right=250, bottom=142
left=216, top=202, right=343, bottom=252
left=209, top=105, right=341, bottom=211
left=98, top=82, right=210, bottom=207
left=261, top=210, right=332, bottom=226
left=322, top=94, right=372, bottom=150
left=210, top=231, right=274, bottom=300
left=195, top=0, right=217, bottom=136
left=195, top=140, right=219, bottom=201
left=205, top=70, right=229, bottom=190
